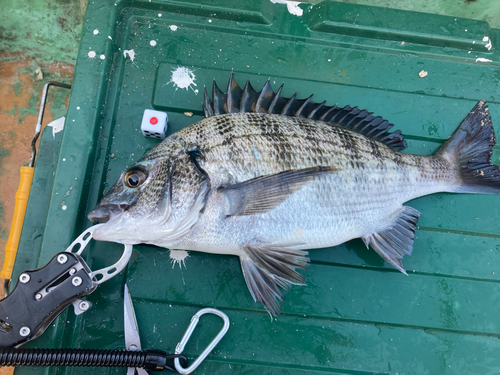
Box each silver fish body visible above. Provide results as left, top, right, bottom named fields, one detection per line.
left=161, top=113, right=450, bottom=249
left=89, top=76, right=500, bottom=315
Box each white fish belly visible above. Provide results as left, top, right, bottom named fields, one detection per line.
left=177, top=164, right=453, bottom=254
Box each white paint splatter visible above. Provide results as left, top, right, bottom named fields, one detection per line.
left=62, top=205, right=67, bottom=211
left=100, top=54, right=105, bottom=60
left=418, top=70, right=428, bottom=78
left=270, top=0, right=304, bottom=16
left=48, top=117, right=66, bottom=138
left=168, top=67, right=198, bottom=93
left=35, top=67, right=43, bottom=81
left=169, top=250, right=189, bottom=269
left=76, top=106, right=80, bottom=110
left=208, top=19, right=212, bottom=23
left=483, top=36, right=492, bottom=51
left=169, top=25, right=178, bottom=31
left=476, top=57, right=492, bottom=63
left=108, top=36, right=112, bottom=40
left=150, top=40, right=157, bottom=46
left=158, top=13, right=162, bottom=17
left=93, top=29, right=99, bottom=35
left=123, top=49, right=135, bottom=61
left=88, top=51, right=96, bottom=58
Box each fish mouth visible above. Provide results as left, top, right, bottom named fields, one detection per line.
left=87, top=205, right=124, bottom=223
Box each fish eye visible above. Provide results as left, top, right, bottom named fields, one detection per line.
left=124, top=167, right=148, bottom=188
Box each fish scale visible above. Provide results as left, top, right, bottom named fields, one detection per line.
left=190, top=114, right=451, bottom=194
left=89, top=76, right=500, bottom=316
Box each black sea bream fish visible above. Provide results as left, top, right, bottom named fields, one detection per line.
left=88, top=75, right=500, bottom=315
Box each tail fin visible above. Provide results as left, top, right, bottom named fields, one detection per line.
left=437, top=100, right=500, bottom=194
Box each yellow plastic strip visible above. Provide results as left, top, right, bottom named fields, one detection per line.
left=1, top=166, right=34, bottom=280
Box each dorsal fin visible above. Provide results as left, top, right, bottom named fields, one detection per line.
left=211, top=80, right=226, bottom=115
left=202, top=74, right=407, bottom=151
left=226, top=74, right=242, bottom=114
left=256, top=80, right=274, bottom=113
left=241, top=81, right=259, bottom=113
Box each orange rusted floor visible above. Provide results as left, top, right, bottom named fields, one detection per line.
left=0, top=0, right=85, bottom=302
left=0, top=55, right=73, bottom=375
left=0, top=55, right=73, bottom=275
left=0, top=3, right=84, bottom=372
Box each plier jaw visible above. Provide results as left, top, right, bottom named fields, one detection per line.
left=124, top=284, right=149, bottom=375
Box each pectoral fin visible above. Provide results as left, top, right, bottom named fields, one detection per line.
left=362, top=206, right=421, bottom=275
left=221, top=166, right=335, bottom=216
left=240, top=242, right=309, bottom=316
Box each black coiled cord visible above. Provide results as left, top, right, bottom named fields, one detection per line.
left=0, top=348, right=187, bottom=372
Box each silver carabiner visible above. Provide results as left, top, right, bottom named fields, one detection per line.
left=174, top=308, right=230, bottom=374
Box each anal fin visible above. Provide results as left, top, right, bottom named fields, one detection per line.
left=362, top=206, right=421, bottom=275
left=240, top=242, right=309, bottom=316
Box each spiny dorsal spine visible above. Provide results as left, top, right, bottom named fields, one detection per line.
left=202, top=74, right=407, bottom=151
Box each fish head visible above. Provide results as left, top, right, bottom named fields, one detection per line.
left=88, top=136, right=208, bottom=247
left=88, top=158, right=171, bottom=244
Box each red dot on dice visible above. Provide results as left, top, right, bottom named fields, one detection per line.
left=150, top=117, right=158, bottom=125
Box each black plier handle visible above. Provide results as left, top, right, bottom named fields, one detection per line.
left=0, top=226, right=132, bottom=348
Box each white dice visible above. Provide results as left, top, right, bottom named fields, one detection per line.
left=141, top=109, right=168, bottom=139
